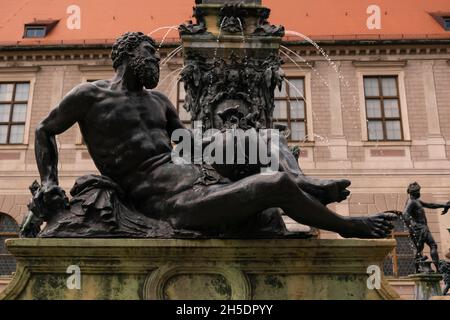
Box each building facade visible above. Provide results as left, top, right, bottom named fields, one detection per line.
left=1, top=0, right=450, bottom=299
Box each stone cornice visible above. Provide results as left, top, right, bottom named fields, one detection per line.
left=0, top=46, right=448, bottom=63
left=0, top=66, right=40, bottom=73
left=281, top=45, right=450, bottom=58
left=0, top=47, right=182, bottom=63
left=352, top=60, right=408, bottom=68
left=282, top=61, right=316, bottom=69
left=78, top=64, right=113, bottom=72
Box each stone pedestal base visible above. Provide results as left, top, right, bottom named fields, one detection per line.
left=430, top=296, right=450, bottom=300
left=0, top=239, right=400, bottom=300
left=408, top=274, right=443, bottom=300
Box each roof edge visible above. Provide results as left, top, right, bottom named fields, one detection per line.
left=0, top=38, right=449, bottom=52
left=282, top=39, right=450, bottom=46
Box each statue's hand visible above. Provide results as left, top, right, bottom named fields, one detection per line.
left=441, top=201, right=450, bottom=215
left=19, top=211, right=42, bottom=238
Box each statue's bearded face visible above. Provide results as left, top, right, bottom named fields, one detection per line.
left=129, top=41, right=161, bottom=89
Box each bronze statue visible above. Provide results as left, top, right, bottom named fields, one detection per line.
left=403, top=182, right=450, bottom=272
left=439, top=260, right=450, bottom=295
left=21, top=32, right=398, bottom=239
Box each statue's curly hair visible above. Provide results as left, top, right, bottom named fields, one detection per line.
left=407, top=182, right=421, bottom=194
left=111, top=32, right=157, bottom=70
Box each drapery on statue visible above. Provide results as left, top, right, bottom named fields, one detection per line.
left=20, top=32, right=398, bottom=239
left=402, top=182, right=450, bottom=272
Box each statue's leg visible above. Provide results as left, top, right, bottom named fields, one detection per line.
left=409, top=233, right=424, bottom=272
left=416, top=239, right=425, bottom=259
left=274, top=135, right=351, bottom=205
left=425, top=231, right=440, bottom=271
left=162, top=172, right=396, bottom=238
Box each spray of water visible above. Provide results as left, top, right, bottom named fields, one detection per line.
left=207, top=19, right=227, bottom=97
left=284, top=78, right=323, bottom=144
left=148, top=26, right=178, bottom=36
left=280, top=47, right=329, bottom=88
left=284, top=78, right=306, bottom=101
left=280, top=35, right=362, bottom=169
left=161, top=45, right=183, bottom=66
left=213, top=19, right=226, bottom=62
left=237, top=18, right=252, bottom=95
left=285, top=31, right=341, bottom=78
left=167, top=72, right=182, bottom=101
left=237, top=18, right=248, bottom=57
left=281, top=32, right=365, bottom=153
left=157, top=27, right=179, bottom=51
left=281, top=49, right=343, bottom=141
left=157, top=66, right=185, bottom=88
left=284, top=31, right=354, bottom=97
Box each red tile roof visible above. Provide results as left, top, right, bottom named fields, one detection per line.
left=0, top=0, right=449, bottom=47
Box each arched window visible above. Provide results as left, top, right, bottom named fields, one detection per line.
left=0, top=213, right=19, bottom=276
left=383, top=216, right=416, bottom=277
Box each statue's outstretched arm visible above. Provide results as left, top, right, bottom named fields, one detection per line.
left=419, top=200, right=448, bottom=210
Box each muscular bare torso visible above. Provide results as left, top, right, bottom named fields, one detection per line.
left=405, top=199, right=428, bottom=225
left=77, top=80, right=176, bottom=184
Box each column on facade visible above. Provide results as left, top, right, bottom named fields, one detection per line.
left=422, top=61, right=447, bottom=160
left=434, top=192, right=450, bottom=258
left=327, top=62, right=349, bottom=163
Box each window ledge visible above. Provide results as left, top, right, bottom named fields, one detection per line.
left=0, top=66, right=40, bottom=74
left=289, top=141, right=315, bottom=147
left=353, top=60, right=407, bottom=68
left=0, top=144, right=29, bottom=150
left=75, top=144, right=88, bottom=150
left=78, top=65, right=113, bottom=72
left=385, top=277, right=415, bottom=283
left=0, top=276, right=13, bottom=281
left=361, top=140, right=412, bottom=147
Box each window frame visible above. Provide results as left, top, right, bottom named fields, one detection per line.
left=0, top=81, right=32, bottom=145
left=384, top=230, right=415, bottom=278
left=24, top=26, right=47, bottom=38
left=0, top=213, right=19, bottom=277
left=357, top=69, right=411, bottom=143
left=273, top=76, right=308, bottom=142
left=363, top=75, right=404, bottom=142
left=445, top=17, right=450, bottom=30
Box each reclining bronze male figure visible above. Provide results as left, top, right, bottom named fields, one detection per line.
left=22, top=32, right=397, bottom=239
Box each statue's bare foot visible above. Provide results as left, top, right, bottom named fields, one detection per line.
left=339, top=212, right=398, bottom=239
left=298, top=178, right=351, bottom=205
